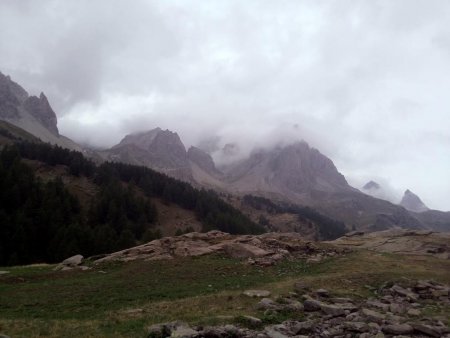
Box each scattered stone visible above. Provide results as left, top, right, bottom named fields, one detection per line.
left=343, top=321, right=370, bottom=333
left=407, top=308, right=421, bottom=316
left=412, top=324, right=441, bottom=337
left=382, top=324, right=414, bottom=335
left=243, top=290, right=271, bottom=298
left=303, top=299, right=322, bottom=312
left=292, top=320, right=316, bottom=334
left=361, top=308, right=386, bottom=323
left=389, top=303, right=405, bottom=314
left=282, top=298, right=304, bottom=311
left=366, top=300, right=390, bottom=312
left=257, top=298, right=280, bottom=311
left=320, top=303, right=346, bottom=317
left=391, top=285, right=419, bottom=301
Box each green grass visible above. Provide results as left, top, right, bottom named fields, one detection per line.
left=1, top=251, right=449, bottom=337
left=0, top=255, right=310, bottom=321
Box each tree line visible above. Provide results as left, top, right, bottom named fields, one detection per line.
left=242, top=194, right=347, bottom=240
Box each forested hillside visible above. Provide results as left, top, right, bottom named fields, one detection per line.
left=0, top=142, right=263, bottom=266
left=242, top=195, right=347, bottom=240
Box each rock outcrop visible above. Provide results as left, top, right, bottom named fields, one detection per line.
left=94, top=231, right=345, bottom=266
left=400, top=189, right=429, bottom=213
left=23, top=92, right=58, bottom=135
left=330, top=228, right=450, bottom=259
left=102, top=128, right=193, bottom=181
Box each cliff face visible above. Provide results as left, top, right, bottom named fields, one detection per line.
left=0, top=72, right=59, bottom=135
left=23, top=93, right=59, bottom=135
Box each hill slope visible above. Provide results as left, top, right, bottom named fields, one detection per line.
left=0, top=141, right=263, bottom=266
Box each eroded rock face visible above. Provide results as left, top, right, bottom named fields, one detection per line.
left=23, top=93, right=59, bottom=135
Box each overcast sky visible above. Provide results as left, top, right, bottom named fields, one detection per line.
left=1, top=0, right=449, bottom=210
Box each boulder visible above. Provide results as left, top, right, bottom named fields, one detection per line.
left=62, top=254, right=83, bottom=267
left=361, top=308, right=386, bottom=323
left=303, top=299, right=322, bottom=312
left=390, top=285, right=418, bottom=301
left=366, top=300, right=390, bottom=312
left=412, top=324, right=441, bottom=337
left=291, top=320, right=316, bottom=334
left=343, top=322, right=370, bottom=333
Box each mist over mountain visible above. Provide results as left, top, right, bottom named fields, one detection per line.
left=1, top=0, right=449, bottom=210
left=1, top=75, right=447, bottom=233
left=0, top=71, right=81, bottom=150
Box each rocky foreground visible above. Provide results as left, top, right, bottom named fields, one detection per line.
left=148, top=279, right=450, bottom=338
left=92, top=231, right=347, bottom=266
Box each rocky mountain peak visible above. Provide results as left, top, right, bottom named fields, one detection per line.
left=116, top=128, right=163, bottom=151
left=400, top=189, right=429, bottom=213
left=106, top=127, right=191, bottom=180
left=23, top=92, right=59, bottom=135
left=187, top=146, right=222, bottom=177
left=271, top=141, right=349, bottom=192
left=225, top=140, right=350, bottom=197
left=0, top=71, right=29, bottom=119
left=363, top=180, right=381, bottom=190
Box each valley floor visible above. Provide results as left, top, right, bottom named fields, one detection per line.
left=0, top=250, right=449, bottom=337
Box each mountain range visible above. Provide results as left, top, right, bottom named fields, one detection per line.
left=1, top=71, right=449, bottom=233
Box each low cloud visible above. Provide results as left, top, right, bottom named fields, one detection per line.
left=1, top=0, right=449, bottom=210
